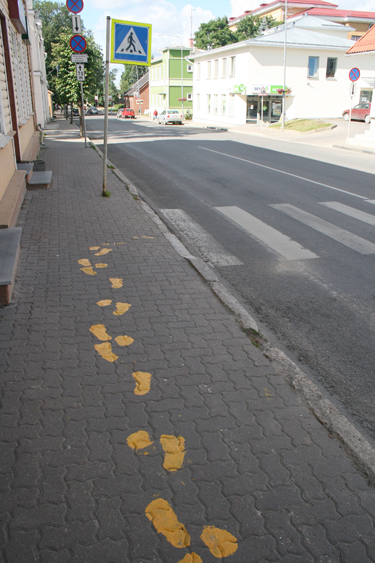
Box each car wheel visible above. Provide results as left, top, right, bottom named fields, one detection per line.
left=365, top=114, right=371, bottom=124
left=343, top=113, right=349, bottom=121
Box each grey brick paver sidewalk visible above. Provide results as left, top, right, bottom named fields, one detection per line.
left=1, top=118, right=375, bottom=562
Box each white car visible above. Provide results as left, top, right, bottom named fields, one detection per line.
left=158, top=109, right=183, bottom=125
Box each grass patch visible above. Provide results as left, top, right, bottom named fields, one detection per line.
left=102, top=190, right=111, bottom=197
left=107, top=164, right=115, bottom=169
left=269, top=119, right=333, bottom=132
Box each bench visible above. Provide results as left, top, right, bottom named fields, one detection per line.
left=0, top=227, right=22, bottom=305
left=0, top=170, right=27, bottom=229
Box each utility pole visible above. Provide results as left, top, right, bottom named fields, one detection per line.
left=281, top=0, right=288, bottom=130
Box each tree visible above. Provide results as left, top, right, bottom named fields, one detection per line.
left=194, top=17, right=237, bottom=50
left=120, top=65, right=148, bottom=94
left=50, top=29, right=104, bottom=106
left=235, top=15, right=281, bottom=40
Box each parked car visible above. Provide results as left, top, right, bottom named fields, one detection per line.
left=72, top=108, right=79, bottom=116
left=121, top=108, right=135, bottom=119
left=342, top=102, right=371, bottom=123
left=158, top=109, right=183, bottom=125
left=116, top=107, right=125, bottom=117
left=86, top=107, right=99, bottom=115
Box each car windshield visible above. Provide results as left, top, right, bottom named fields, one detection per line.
left=168, top=110, right=179, bottom=114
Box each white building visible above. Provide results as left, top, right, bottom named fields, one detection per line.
left=191, top=15, right=375, bottom=126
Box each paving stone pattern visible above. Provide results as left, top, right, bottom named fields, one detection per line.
left=1, top=119, right=375, bottom=562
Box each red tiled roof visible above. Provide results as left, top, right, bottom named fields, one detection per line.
left=347, top=24, right=375, bottom=54
left=306, top=7, right=375, bottom=18
left=232, top=0, right=337, bottom=22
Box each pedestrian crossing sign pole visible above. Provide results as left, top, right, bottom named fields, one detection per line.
left=110, top=19, right=152, bottom=66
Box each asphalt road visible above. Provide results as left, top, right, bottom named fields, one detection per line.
left=84, top=115, right=375, bottom=440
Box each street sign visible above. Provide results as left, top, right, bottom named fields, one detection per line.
left=349, top=67, right=360, bottom=82
left=70, top=34, right=87, bottom=53
left=71, top=53, right=87, bottom=63
left=66, top=0, right=83, bottom=14
left=71, top=14, right=81, bottom=33
left=110, top=19, right=152, bottom=66
left=136, top=100, right=143, bottom=104
left=259, top=87, right=268, bottom=96
left=76, top=63, right=85, bottom=81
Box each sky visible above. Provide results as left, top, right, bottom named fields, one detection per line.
left=79, top=0, right=375, bottom=82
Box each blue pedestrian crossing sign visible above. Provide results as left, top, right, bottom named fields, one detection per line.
left=110, top=19, right=152, bottom=66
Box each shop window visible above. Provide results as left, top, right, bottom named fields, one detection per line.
left=326, top=58, right=337, bottom=78
left=214, top=94, right=218, bottom=114
left=360, top=90, right=372, bottom=103
left=307, top=56, right=319, bottom=78
left=221, top=94, right=226, bottom=115
left=207, top=94, right=211, bottom=113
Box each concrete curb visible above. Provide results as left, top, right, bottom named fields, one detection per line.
left=88, top=133, right=375, bottom=486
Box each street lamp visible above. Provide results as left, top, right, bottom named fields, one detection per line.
left=155, top=33, right=184, bottom=117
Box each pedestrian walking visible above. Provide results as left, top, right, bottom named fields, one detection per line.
left=153, top=109, right=158, bottom=121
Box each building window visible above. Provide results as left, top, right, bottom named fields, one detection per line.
left=207, top=94, right=211, bottom=113
left=308, top=56, right=319, bottom=78
left=187, top=64, right=193, bottom=72
left=229, top=56, right=236, bottom=77
left=196, top=93, right=200, bottom=111
left=222, top=58, right=227, bottom=78
left=351, top=35, right=361, bottom=41
left=207, top=61, right=211, bottom=79
left=221, top=94, right=226, bottom=115
left=326, top=58, right=337, bottom=78
left=197, top=63, right=200, bottom=80
left=214, top=59, right=219, bottom=78
left=229, top=94, right=235, bottom=117
left=187, top=92, right=192, bottom=100
left=213, top=94, right=218, bottom=114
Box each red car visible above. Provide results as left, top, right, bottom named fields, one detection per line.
left=343, top=102, right=371, bottom=123
left=121, top=108, right=135, bottom=119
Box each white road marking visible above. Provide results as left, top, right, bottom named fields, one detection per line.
left=215, top=206, right=318, bottom=261
left=271, top=204, right=375, bottom=255
left=200, top=147, right=368, bottom=200
left=160, top=209, right=243, bottom=267
left=366, top=200, right=375, bottom=205
left=320, top=202, right=375, bottom=226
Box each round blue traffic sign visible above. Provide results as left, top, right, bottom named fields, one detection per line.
left=349, top=67, right=360, bottom=82
left=66, top=0, right=84, bottom=14
left=70, top=34, right=87, bottom=53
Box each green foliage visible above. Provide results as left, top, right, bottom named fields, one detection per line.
left=194, top=16, right=237, bottom=50
left=50, top=29, right=103, bottom=105
left=235, top=15, right=277, bottom=40
left=120, top=65, right=148, bottom=94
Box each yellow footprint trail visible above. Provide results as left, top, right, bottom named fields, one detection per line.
left=113, top=302, right=131, bottom=316
left=97, top=299, right=112, bottom=307
left=127, top=431, right=153, bottom=450
left=90, top=324, right=112, bottom=341
left=200, top=526, right=238, bottom=558
left=132, top=371, right=152, bottom=395
left=94, top=342, right=118, bottom=362
left=145, top=499, right=190, bottom=549
left=160, top=435, right=185, bottom=472
left=95, top=248, right=112, bottom=256
left=178, top=554, right=203, bottom=563
left=95, top=263, right=108, bottom=268
left=78, top=259, right=91, bottom=267
left=109, top=278, right=123, bottom=289
left=115, top=335, right=134, bottom=347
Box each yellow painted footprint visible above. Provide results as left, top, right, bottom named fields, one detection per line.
left=78, top=259, right=96, bottom=276
left=127, top=431, right=153, bottom=450
left=113, top=302, right=131, bottom=316
left=160, top=435, right=185, bottom=472
left=94, top=342, right=118, bottom=362
left=97, top=299, right=112, bottom=307
left=201, top=526, right=238, bottom=558
left=95, top=248, right=112, bottom=256
left=109, top=278, right=123, bottom=289
left=90, top=324, right=111, bottom=341
left=146, top=499, right=190, bottom=549
left=132, top=371, right=152, bottom=395
left=145, top=499, right=238, bottom=560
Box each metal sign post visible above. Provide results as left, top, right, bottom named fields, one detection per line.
left=103, top=16, right=110, bottom=196
left=80, top=82, right=87, bottom=147
left=347, top=67, right=360, bottom=140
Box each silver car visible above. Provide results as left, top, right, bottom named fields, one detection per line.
left=158, top=109, right=183, bottom=125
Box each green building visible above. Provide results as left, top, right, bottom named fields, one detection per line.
left=150, top=44, right=193, bottom=116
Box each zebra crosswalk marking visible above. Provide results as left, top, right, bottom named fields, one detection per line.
left=215, top=206, right=318, bottom=261
left=271, top=204, right=375, bottom=255
left=319, top=202, right=375, bottom=226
